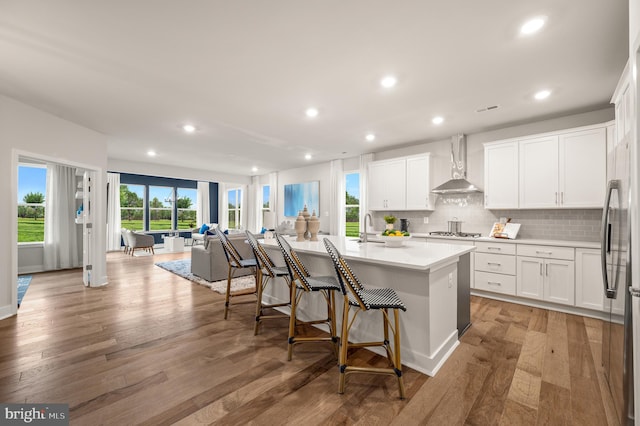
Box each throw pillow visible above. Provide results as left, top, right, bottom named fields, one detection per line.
left=199, top=223, right=210, bottom=234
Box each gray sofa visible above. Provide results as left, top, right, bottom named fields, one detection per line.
left=190, top=233, right=255, bottom=282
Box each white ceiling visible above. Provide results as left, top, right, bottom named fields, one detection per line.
left=0, top=1, right=629, bottom=178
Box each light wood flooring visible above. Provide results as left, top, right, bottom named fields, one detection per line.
left=0, top=251, right=619, bottom=425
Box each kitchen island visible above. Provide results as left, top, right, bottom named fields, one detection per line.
left=260, top=235, right=475, bottom=376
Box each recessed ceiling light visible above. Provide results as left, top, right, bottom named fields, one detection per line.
left=147, top=150, right=156, bottom=157
left=365, top=133, right=376, bottom=142
left=305, top=108, right=319, bottom=118
left=534, top=89, right=551, bottom=100
left=432, top=116, right=444, bottom=125
left=305, top=154, right=312, bottom=160
left=182, top=124, right=196, bottom=133
left=520, top=17, right=546, bottom=35
left=380, top=76, right=397, bottom=88
left=251, top=166, right=258, bottom=173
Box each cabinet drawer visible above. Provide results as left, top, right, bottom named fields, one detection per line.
left=517, top=244, right=574, bottom=260
left=474, top=271, right=516, bottom=295
left=475, top=252, right=516, bottom=275
left=475, top=241, right=516, bottom=255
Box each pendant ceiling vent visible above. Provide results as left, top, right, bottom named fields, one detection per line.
left=431, top=134, right=482, bottom=194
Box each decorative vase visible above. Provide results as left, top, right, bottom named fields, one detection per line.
left=301, top=204, right=311, bottom=240
left=308, top=210, right=320, bottom=241
left=295, top=212, right=307, bottom=242
left=385, top=223, right=395, bottom=230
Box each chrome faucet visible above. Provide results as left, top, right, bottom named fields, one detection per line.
left=362, top=213, right=372, bottom=243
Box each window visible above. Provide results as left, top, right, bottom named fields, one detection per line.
left=148, top=186, right=173, bottom=231
left=176, top=187, right=197, bottom=230
left=345, top=172, right=360, bottom=237
left=17, top=165, right=47, bottom=243
left=262, top=184, right=270, bottom=220
left=120, top=184, right=145, bottom=230
left=228, top=188, right=242, bottom=229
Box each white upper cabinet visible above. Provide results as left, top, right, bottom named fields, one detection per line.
left=559, top=127, right=606, bottom=207
left=368, top=158, right=406, bottom=210
left=406, top=154, right=434, bottom=210
left=519, top=135, right=560, bottom=208
left=486, top=122, right=608, bottom=210
left=368, top=154, right=433, bottom=211
left=484, top=141, right=519, bottom=209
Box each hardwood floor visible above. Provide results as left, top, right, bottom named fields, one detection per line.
left=1, top=251, right=619, bottom=425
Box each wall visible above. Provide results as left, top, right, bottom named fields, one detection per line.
left=276, top=162, right=332, bottom=233
left=1, top=95, right=109, bottom=319
left=378, top=194, right=601, bottom=241
left=108, top=158, right=250, bottom=186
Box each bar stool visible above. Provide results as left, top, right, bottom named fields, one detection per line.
left=245, top=231, right=291, bottom=335
left=323, top=238, right=407, bottom=399
left=275, top=234, right=341, bottom=361
left=216, top=227, right=258, bottom=320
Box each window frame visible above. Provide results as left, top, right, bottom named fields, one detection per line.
left=120, top=183, right=146, bottom=231
left=227, top=187, right=242, bottom=230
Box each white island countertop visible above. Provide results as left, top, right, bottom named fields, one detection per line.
left=261, top=235, right=475, bottom=272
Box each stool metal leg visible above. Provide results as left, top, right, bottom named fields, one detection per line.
left=394, top=308, right=406, bottom=399
left=338, top=299, right=350, bottom=394
left=253, top=269, right=264, bottom=335
left=223, top=266, right=233, bottom=320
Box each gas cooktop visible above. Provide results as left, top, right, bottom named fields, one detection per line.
left=429, top=231, right=482, bottom=238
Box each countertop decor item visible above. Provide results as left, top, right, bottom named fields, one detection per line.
left=378, top=234, right=411, bottom=247
left=384, top=215, right=397, bottom=230
left=295, top=211, right=307, bottom=241
left=308, top=210, right=320, bottom=241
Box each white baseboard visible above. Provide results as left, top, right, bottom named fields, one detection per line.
left=0, top=304, right=17, bottom=320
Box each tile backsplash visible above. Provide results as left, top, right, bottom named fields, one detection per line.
left=372, top=193, right=602, bottom=242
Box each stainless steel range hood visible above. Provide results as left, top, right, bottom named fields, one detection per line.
left=431, top=134, right=482, bottom=194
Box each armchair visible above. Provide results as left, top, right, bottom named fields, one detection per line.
left=125, top=229, right=155, bottom=256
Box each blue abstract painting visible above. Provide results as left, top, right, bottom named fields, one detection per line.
left=284, top=181, right=319, bottom=217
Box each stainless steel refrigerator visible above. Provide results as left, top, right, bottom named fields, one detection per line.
left=601, top=132, right=633, bottom=425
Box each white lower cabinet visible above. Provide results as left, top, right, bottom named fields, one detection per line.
left=575, top=248, right=604, bottom=311
left=516, top=256, right=544, bottom=300
left=473, top=241, right=516, bottom=295
left=516, top=245, right=575, bottom=306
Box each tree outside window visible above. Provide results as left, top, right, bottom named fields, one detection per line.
left=176, top=188, right=197, bottom=230
left=149, top=186, right=173, bottom=231
left=345, top=172, right=360, bottom=237
left=120, top=184, right=144, bottom=230
left=228, top=188, right=242, bottom=229
left=262, top=185, right=270, bottom=224
left=17, top=165, right=47, bottom=242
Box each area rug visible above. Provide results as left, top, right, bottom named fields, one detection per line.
left=17, top=275, right=32, bottom=307
left=154, top=259, right=256, bottom=294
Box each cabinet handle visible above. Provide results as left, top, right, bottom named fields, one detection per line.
left=487, top=262, right=502, bottom=266
left=555, top=192, right=558, bottom=204
left=545, top=264, right=549, bottom=276
left=535, top=250, right=552, bottom=255
left=487, top=281, right=502, bottom=286
left=561, top=192, right=564, bottom=204
left=540, top=263, right=543, bottom=275
left=487, top=246, right=501, bottom=251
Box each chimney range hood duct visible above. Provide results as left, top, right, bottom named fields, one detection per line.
left=431, top=134, right=482, bottom=194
